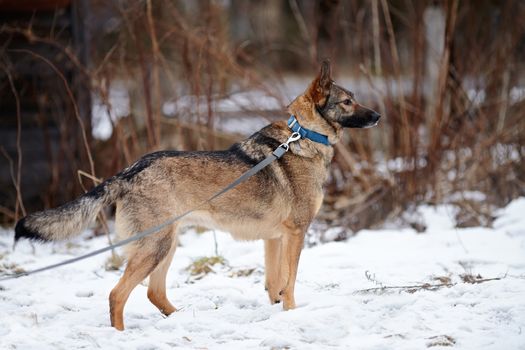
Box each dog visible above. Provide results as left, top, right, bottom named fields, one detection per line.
left=14, top=60, right=380, bottom=330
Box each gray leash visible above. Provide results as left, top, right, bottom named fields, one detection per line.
left=0, top=132, right=302, bottom=282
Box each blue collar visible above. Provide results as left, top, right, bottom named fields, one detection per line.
left=287, top=115, right=330, bottom=146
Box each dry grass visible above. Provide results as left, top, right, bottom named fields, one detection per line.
left=355, top=271, right=506, bottom=295
left=104, top=252, right=126, bottom=271
left=0, top=262, right=25, bottom=275
left=427, top=335, right=456, bottom=347
left=185, top=255, right=227, bottom=279
left=228, top=267, right=260, bottom=278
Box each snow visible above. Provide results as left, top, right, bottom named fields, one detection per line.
left=163, top=91, right=282, bottom=117
left=1, top=198, right=525, bottom=349
left=162, top=91, right=278, bottom=136
left=91, top=78, right=525, bottom=141
left=91, top=82, right=130, bottom=140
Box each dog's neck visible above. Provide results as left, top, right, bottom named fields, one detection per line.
left=287, top=96, right=343, bottom=145
left=287, top=116, right=330, bottom=146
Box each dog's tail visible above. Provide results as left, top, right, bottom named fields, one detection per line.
left=15, top=177, right=125, bottom=243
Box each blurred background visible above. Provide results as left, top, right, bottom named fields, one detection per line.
left=0, top=0, right=523, bottom=237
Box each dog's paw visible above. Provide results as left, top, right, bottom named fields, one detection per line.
left=281, top=290, right=296, bottom=310
left=283, top=299, right=296, bottom=310
left=267, top=287, right=282, bottom=304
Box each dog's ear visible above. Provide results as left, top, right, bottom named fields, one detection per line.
left=307, top=59, right=333, bottom=106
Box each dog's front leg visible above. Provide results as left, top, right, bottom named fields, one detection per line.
left=279, top=225, right=306, bottom=310
left=264, top=238, right=285, bottom=304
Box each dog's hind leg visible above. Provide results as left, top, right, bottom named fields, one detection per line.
left=264, top=238, right=285, bottom=304
left=147, top=228, right=178, bottom=316
left=109, top=230, right=173, bottom=331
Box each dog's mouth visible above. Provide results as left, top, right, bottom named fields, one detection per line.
left=339, top=112, right=381, bottom=128
left=364, top=117, right=380, bottom=128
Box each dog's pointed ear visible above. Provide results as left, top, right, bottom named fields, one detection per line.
left=307, top=59, right=333, bottom=106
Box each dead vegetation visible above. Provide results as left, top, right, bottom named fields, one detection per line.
left=185, top=255, right=262, bottom=281
left=0, top=1, right=524, bottom=233
left=185, top=256, right=227, bottom=281
left=426, top=335, right=456, bottom=347
left=104, top=253, right=126, bottom=271
left=355, top=269, right=507, bottom=295
left=0, top=262, right=25, bottom=275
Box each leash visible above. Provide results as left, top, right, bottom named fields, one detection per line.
left=0, top=132, right=302, bottom=282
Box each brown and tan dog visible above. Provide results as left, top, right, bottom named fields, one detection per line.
left=15, top=60, right=380, bottom=330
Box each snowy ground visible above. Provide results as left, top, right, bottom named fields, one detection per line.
left=1, top=198, right=524, bottom=350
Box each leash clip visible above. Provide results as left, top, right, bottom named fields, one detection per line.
left=273, top=132, right=301, bottom=159
left=282, top=131, right=301, bottom=152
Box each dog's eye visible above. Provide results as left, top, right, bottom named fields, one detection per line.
left=343, top=99, right=351, bottom=105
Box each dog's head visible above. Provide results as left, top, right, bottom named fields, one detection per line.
left=307, top=60, right=381, bottom=129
